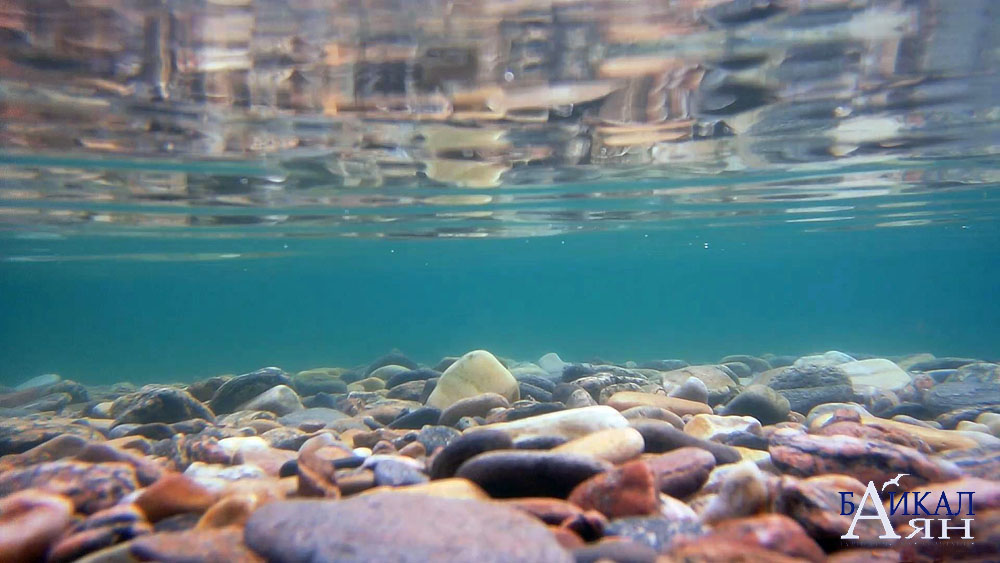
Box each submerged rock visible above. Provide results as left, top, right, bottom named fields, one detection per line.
left=659, top=366, right=740, bottom=405
left=759, top=364, right=855, bottom=414
left=923, top=381, right=1000, bottom=415
left=0, top=490, right=75, bottom=563
left=238, top=385, right=303, bottom=416
left=455, top=451, right=610, bottom=498
left=209, top=368, right=292, bottom=415
left=721, top=384, right=790, bottom=424
left=110, top=386, right=214, bottom=426
left=244, top=494, right=573, bottom=562
left=471, top=405, right=628, bottom=441
left=769, top=428, right=962, bottom=486
left=425, top=350, right=519, bottom=409
left=0, top=461, right=138, bottom=514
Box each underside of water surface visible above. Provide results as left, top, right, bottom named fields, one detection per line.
left=1, top=2, right=1000, bottom=563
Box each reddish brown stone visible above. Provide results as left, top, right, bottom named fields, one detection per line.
left=816, top=421, right=931, bottom=453
left=706, top=515, right=825, bottom=562
left=0, top=490, right=74, bottom=563
left=567, top=460, right=658, bottom=519
left=769, top=429, right=960, bottom=486
left=0, top=461, right=137, bottom=514
left=296, top=434, right=348, bottom=498
left=398, top=440, right=426, bottom=458
left=643, top=447, right=715, bottom=499
left=771, top=475, right=888, bottom=552
left=130, top=526, right=264, bottom=562
left=135, top=473, right=218, bottom=522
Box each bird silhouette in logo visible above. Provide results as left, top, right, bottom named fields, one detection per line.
left=881, top=473, right=909, bottom=491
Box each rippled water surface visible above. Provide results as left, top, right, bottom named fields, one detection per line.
left=1, top=0, right=998, bottom=382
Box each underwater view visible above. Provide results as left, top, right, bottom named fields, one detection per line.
left=1, top=0, right=999, bottom=561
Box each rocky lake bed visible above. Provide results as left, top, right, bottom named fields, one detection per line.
left=0, top=349, right=998, bottom=562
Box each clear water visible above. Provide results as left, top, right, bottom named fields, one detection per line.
left=1, top=0, right=998, bottom=385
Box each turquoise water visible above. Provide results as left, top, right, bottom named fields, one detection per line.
left=2, top=217, right=997, bottom=385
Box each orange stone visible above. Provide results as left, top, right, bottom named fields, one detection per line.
left=135, top=473, right=218, bottom=522
left=567, top=460, right=659, bottom=519
left=0, top=490, right=74, bottom=563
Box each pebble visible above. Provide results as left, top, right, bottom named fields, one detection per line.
left=977, top=412, right=1000, bottom=436
left=388, top=406, right=441, bottom=429
left=0, top=490, right=75, bottom=563
left=643, top=447, right=716, bottom=498
left=567, top=460, right=659, bottom=519
left=455, top=451, right=611, bottom=498
left=721, top=384, right=791, bottom=424
left=210, top=367, right=293, bottom=415
left=538, top=352, right=569, bottom=375
left=110, top=386, right=215, bottom=426
left=659, top=365, right=740, bottom=404
left=619, top=405, right=684, bottom=428
left=130, top=527, right=263, bottom=562
left=425, top=350, right=520, bottom=409
left=386, top=367, right=440, bottom=389
left=907, top=357, right=979, bottom=371
left=365, top=352, right=419, bottom=375
left=551, top=427, right=644, bottom=464
left=606, top=392, right=713, bottom=416
left=630, top=419, right=741, bottom=464
left=515, top=374, right=556, bottom=392
left=276, top=407, right=349, bottom=428
left=720, top=355, right=772, bottom=374
left=429, top=429, right=513, bottom=479
left=238, top=385, right=303, bottom=416
left=769, top=428, right=962, bottom=486
left=947, top=361, right=1000, bottom=383
left=135, top=473, right=218, bottom=522
left=519, top=381, right=554, bottom=402
left=0, top=461, right=138, bottom=514
left=923, top=381, right=1000, bottom=415
left=471, top=405, right=629, bottom=441
left=348, top=376, right=386, bottom=392
left=666, top=376, right=709, bottom=404
left=363, top=478, right=490, bottom=501
left=840, top=358, right=911, bottom=390
left=14, top=373, right=62, bottom=390
left=698, top=461, right=769, bottom=524
left=683, top=413, right=761, bottom=441
left=244, top=494, right=573, bottom=562
left=438, top=393, right=510, bottom=427
left=514, top=435, right=568, bottom=449
left=291, top=369, right=347, bottom=395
